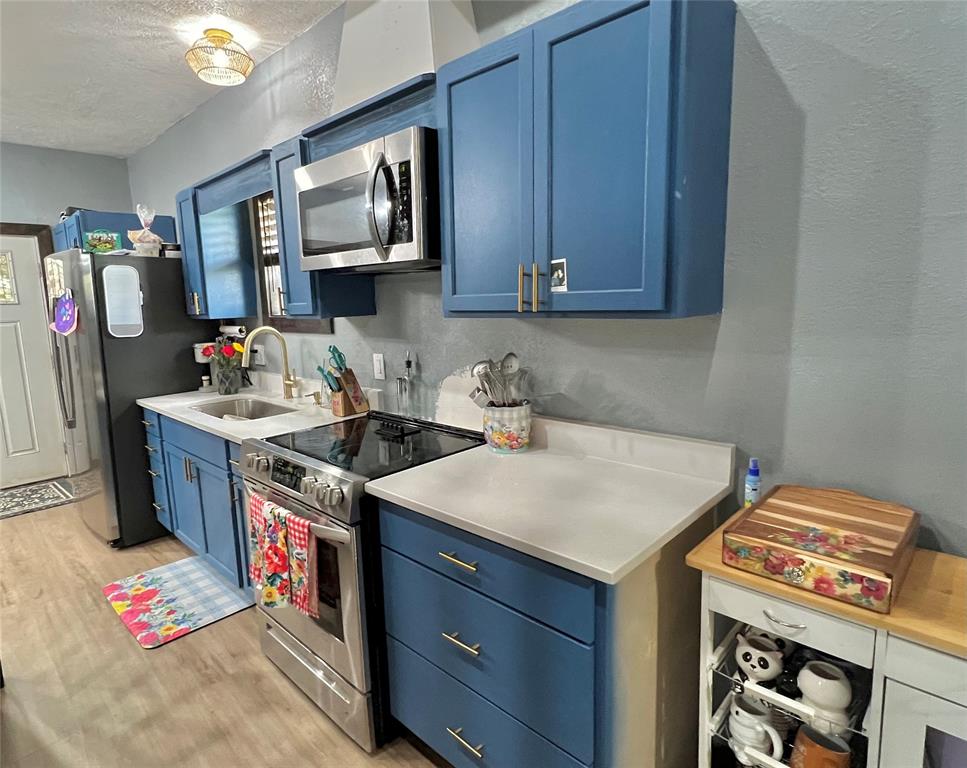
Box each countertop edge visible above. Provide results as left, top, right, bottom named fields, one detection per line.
left=366, top=481, right=732, bottom=585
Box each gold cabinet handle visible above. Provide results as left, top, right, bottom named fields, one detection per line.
left=147, top=469, right=160, bottom=478
left=192, top=291, right=201, bottom=315
left=442, top=631, right=480, bottom=657
left=144, top=444, right=155, bottom=453
left=438, top=551, right=478, bottom=573
left=517, top=263, right=525, bottom=313
left=446, top=727, right=483, bottom=759
left=531, top=262, right=544, bottom=312
left=151, top=503, right=163, bottom=512
left=229, top=458, right=240, bottom=468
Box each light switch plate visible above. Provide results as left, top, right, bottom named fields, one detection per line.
left=249, top=344, right=266, bottom=366
left=373, top=353, right=385, bottom=380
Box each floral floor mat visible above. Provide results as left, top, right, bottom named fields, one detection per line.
left=102, top=556, right=254, bottom=649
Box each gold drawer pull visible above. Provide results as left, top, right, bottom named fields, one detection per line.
left=446, top=726, right=483, bottom=759
left=442, top=631, right=480, bottom=657
left=438, top=551, right=478, bottom=573
left=517, top=263, right=526, bottom=313
left=151, top=503, right=163, bottom=511
left=147, top=469, right=160, bottom=478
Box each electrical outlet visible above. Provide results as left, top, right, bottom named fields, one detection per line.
left=373, top=352, right=385, bottom=380
left=249, top=344, right=266, bottom=366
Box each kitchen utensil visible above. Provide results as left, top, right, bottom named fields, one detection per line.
left=328, top=345, right=347, bottom=372
left=317, top=365, right=341, bottom=392
left=468, top=387, right=490, bottom=408
left=500, top=352, right=519, bottom=376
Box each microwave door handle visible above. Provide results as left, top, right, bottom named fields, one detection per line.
left=309, top=521, right=352, bottom=545
left=364, top=150, right=389, bottom=260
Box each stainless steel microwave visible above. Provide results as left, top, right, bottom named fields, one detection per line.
left=295, top=126, right=435, bottom=273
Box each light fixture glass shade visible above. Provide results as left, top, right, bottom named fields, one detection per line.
left=185, top=28, right=254, bottom=86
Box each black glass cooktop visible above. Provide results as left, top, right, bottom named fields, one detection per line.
left=266, top=411, right=483, bottom=480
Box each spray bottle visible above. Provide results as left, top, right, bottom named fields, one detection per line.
left=744, top=458, right=761, bottom=507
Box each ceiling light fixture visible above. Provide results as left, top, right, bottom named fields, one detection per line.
left=185, top=28, right=254, bottom=86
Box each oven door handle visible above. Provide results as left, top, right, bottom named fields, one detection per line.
left=309, top=521, right=351, bottom=545
left=364, top=150, right=389, bottom=260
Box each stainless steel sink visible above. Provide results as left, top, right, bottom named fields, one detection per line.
left=190, top=397, right=299, bottom=420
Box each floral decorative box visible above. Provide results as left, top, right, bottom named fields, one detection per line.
left=722, top=485, right=920, bottom=613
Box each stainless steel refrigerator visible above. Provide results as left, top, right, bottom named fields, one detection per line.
left=44, top=249, right=217, bottom=546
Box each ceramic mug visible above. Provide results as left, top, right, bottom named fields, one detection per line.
left=728, top=694, right=784, bottom=766
left=790, top=725, right=851, bottom=768
left=797, top=661, right=852, bottom=736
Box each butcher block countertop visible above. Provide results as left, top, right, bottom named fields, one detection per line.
left=686, top=510, right=967, bottom=658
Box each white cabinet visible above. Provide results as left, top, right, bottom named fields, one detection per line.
left=880, top=681, right=967, bottom=768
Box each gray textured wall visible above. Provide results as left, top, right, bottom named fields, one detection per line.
left=0, top=142, right=133, bottom=225
left=127, top=1, right=967, bottom=555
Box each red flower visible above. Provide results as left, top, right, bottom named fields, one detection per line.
left=786, top=556, right=805, bottom=567
left=265, top=544, right=288, bottom=575
left=131, top=588, right=159, bottom=604
left=861, top=578, right=888, bottom=601
left=127, top=620, right=152, bottom=633
left=105, top=582, right=122, bottom=593
left=111, top=591, right=130, bottom=602
left=723, top=545, right=740, bottom=565
left=202, top=344, right=215, bottom=357
left=221, top=344, right=235, bottom=358
left=813, top=575, right=837, bottom=596
left=121, top=605, right=146, bottom=623
left=139, top=631, right=161, bottom=647
left=764, top=555, right=787, bottom=575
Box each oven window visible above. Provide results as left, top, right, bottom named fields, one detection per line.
left=300, top=172, right=373, bottom=255
left=315, top=539, right=344, bottom=641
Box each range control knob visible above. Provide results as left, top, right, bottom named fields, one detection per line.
left=316, top=484, right=344, bottom=506
left=299, top=476, right=320, bottom=495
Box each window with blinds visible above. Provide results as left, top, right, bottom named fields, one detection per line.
left=256, top=192, right=284, bottom=317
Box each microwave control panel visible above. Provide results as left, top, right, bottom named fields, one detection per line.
left=391, top=160, right=412, bottom=244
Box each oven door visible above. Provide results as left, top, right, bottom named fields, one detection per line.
left=295, top=127, right=426, bottom=272
left=243, top=478, right=370, bottom=693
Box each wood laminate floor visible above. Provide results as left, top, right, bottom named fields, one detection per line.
left=0, top=503, right=434, bottom=768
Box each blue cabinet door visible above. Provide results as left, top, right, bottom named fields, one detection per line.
left=231, top=471, right=251, bottom=588
left=175, top=188, right=206, bottom=317
left=271, top=137, right=316, bottom=316
left=195, top=457, right=241, bottom=586
left=164, top=443, right=207, bottom=553
left=196, top=201, right=257, bottom=319
left=438, top=31, right=535, bottom=313
left=534, top=0, right=670, bottom=312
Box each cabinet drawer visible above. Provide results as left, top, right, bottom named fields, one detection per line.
left=387, top=637, right=586, bottom=768
left=383, top=549, right=594, bottom=763
left=884, top=636, right=967, bottom=706
left=160, top=415, right=229, bottom=469
left=380, top=502, right=595, bottom=643
left=708, top=577, right=875, bottom=667
left=144, top=430, right=163, bottom=458
left=141, top=408, right=162, bottom=438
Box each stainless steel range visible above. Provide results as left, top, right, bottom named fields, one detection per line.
left=240, top=412, right=482, bottom=751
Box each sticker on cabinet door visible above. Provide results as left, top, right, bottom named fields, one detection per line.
left=550, top=259, right=567, bottom=292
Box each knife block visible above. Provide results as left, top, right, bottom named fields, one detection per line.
left=331, top=391, right=354, bottom=417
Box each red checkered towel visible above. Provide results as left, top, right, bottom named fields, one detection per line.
left=285, top=513, right=319, bottom=618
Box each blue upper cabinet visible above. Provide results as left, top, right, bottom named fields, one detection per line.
left=176, top=152, right=267, bottom=319
left=53, top=210, right=176, bottom=252
left=270, top=137, right=376, bottom=318
left=439, top=0, right=736, bottom=317
left=438, top=31, right=534, bottom=313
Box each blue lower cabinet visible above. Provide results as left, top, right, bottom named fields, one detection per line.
left=231, top=471, right=251, bottom=588
left=164, top=443, right=207, bottom=553
left=387, top=637, right=586, bottom=768
left=148, top=457, right=172, bottom=531
left=195, top=457, right=241, bottom=586
left=382, top=549, right=594, bottom=763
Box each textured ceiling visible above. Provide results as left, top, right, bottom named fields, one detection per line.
left=0, top=0, right=342, bottom=157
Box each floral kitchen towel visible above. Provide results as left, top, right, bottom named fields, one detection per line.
left=248, top=492, right=290, bottom=607
left=285, top=512, right=319, bottom=618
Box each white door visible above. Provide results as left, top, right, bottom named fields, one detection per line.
left=0, top=234, right=67, bottom=487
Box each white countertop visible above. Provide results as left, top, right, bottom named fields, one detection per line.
left=136, top=388, right=354, bottom=443
left=366, top=417, right=735, bottom=584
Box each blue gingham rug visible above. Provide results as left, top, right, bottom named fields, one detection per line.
left=103, top=556, right=254, bottom=649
